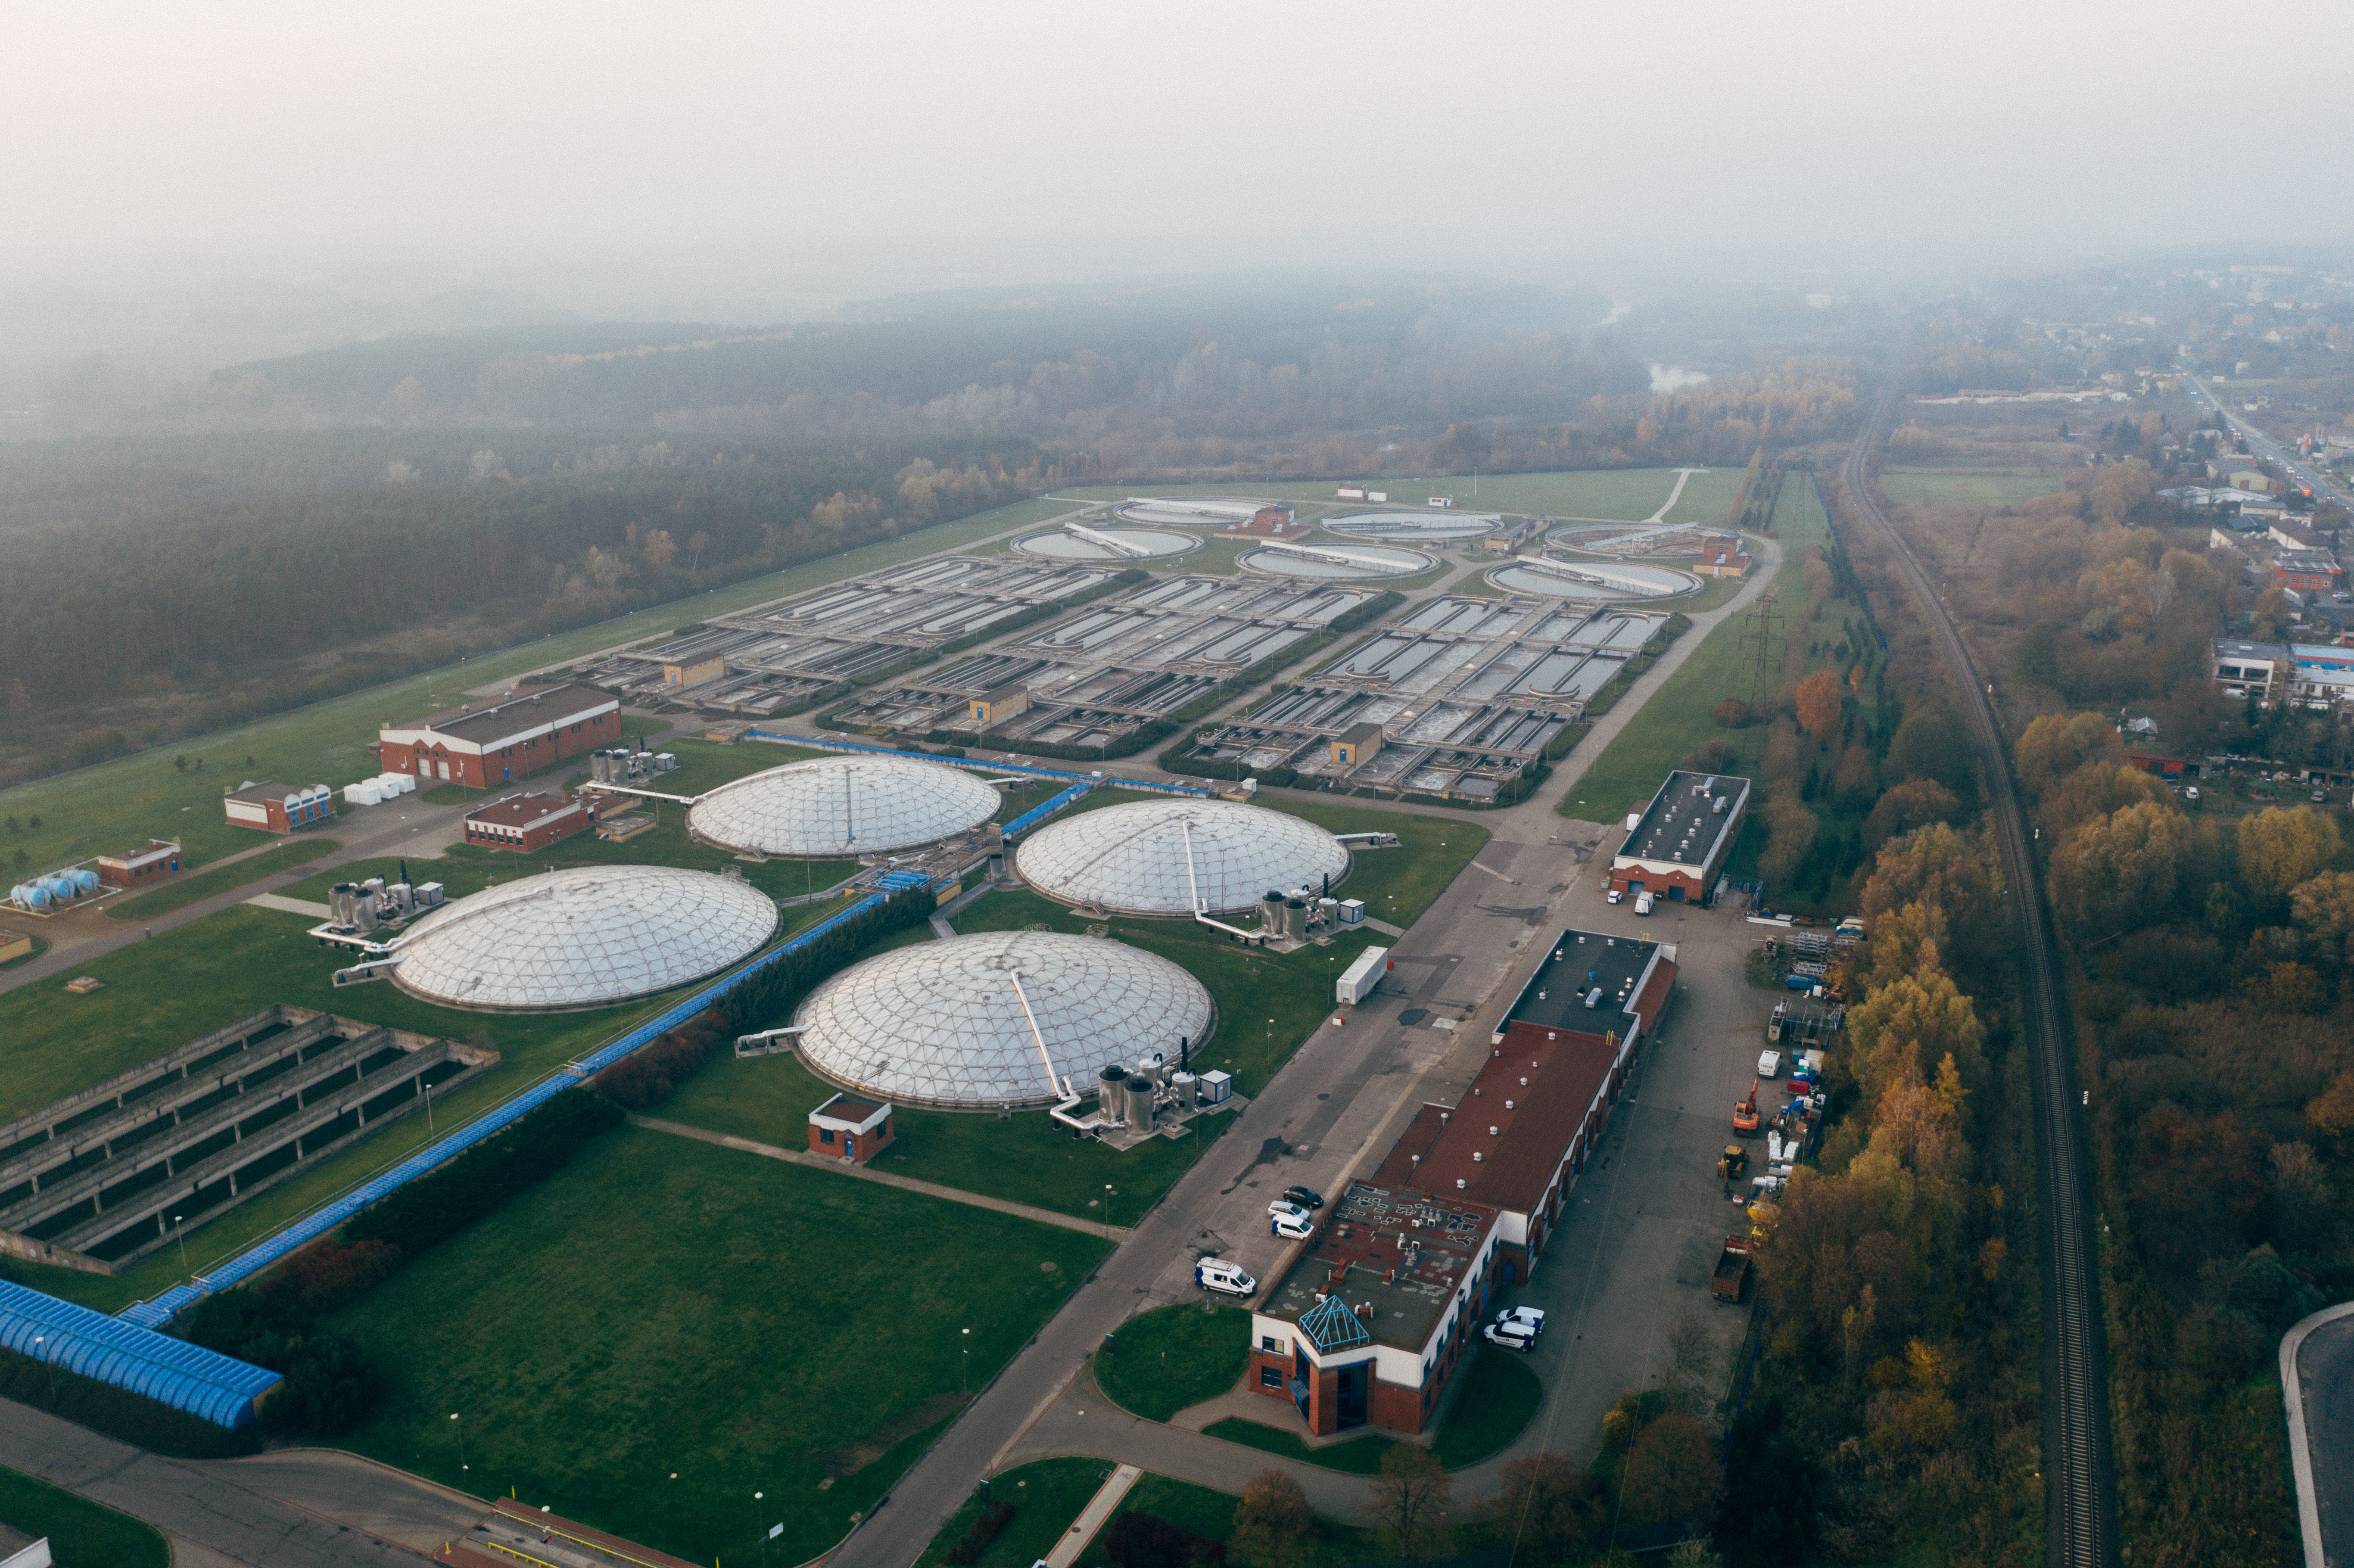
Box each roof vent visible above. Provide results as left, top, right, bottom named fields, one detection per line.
left=1490, top=1126, right=1500, bottom=1136
left=1473, top=1151, right=1483, bottom=1162
left=1456, top=1178, right=1467, bottom=1189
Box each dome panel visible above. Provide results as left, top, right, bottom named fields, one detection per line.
left=391, top=865, right=776, bottom=1012
left=1015, top=800, right=1349, bottom=917
left=689, top=755, right=997, bottom=858
left=794, top=930, right=1214, bottom=1108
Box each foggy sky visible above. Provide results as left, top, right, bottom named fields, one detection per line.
left=8, top=0, right=2352, bottom=289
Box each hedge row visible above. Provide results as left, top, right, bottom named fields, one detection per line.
left=343, top=1089, right=626, bottom=1257
left=717, top=887, right=937, bottom=1036
left=184, top=1287, right=385, bottom=1440
left=594, top=1008, right=730, bottom=1110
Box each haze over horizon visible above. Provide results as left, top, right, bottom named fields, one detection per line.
left=8, top=0, right=2351, bottom=345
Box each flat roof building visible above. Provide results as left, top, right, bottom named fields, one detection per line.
left=378, top=684, right=620, bottom=790
left=462, top=792, right=594, bottom=854
left=1610, top=770, right=1751, bottom=902
left=224, top=782, right=334, bottom=835
left=1248, top=928, right=1673, bottom=1437
left=807, top=1094, right=894, bottom=1165
left=97, top=839, right=182, bottom=888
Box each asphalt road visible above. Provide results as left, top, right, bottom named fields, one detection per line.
left=2285, top=1304, right=2354, bottom=1568
left=1841, top=396, right=2115, bottom=1568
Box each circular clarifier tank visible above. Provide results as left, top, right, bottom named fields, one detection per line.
left=390, top=865, right=778, bottom=1013
left=1239, top=542, right=1433, bottom=579
left=792, top=929, right=1215, bottom=1108
left=689, top=755, right=998, bottom=859
left=1013, top=526, right=1198, bottom=563
left=1487, top=559, right=1700, bottom=601
left=1015, top=798, right=1349, bottom=916
left=1323, top=510, right=1500, bottom=541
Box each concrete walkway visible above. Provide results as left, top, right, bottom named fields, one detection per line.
left=628, top=1114, right=1134, bottom=1241
left=1042, top=1463, right=1140, bottom=1568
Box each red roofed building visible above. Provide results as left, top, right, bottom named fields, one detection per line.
left=461, top=792, right=595, bottom=853
left=1245, top=929, right=1675, bottom=1437
left=807, top=1094, right=894, bottom=1164
left=377, top=683, right=620, bottom=790
left=1694, top=534, right=1752, bottom=577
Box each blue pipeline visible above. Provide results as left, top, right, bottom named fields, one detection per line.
left=120, top=887, right=902, bottom=1329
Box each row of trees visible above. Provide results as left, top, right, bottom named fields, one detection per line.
left=2008, top=706, right=2346, bottom=1565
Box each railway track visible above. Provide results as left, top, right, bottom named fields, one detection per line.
left=1834, top=396, right=2115, bottom=1568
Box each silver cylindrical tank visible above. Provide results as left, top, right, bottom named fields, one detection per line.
left=1284, top=897, right=1308, bottom=940
left=1124, top=1076, right=1155, bottom=1129
left=1171, top=1071, right=1198, bottom=1108
left=331, top=883, right=358, bottom=925
left=1263, top=890, right=1284, bottom=935
left=1098, top=1064, right=1128, bottom=1125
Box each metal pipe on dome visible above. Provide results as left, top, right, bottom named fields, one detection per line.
left=1009, top=968, right=1101, bottom=1133
left=1180, top=817, right=1263, bottom=943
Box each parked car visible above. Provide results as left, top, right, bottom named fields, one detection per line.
left=1282, top=1185, right=1326, bottom=1210
left=2184, top=787, right=2200, bottom=803
left=1196, top=1258, right=1255, bottom=1296
left=1634, top=891, right=1654, bottom=916
left=1606, top=888, right=1623, bottom=905
left=1268, top=1199, right=1311, bottom=1221
left=1494, top=1306, right=1547, bottom=1337
left=2314, top=790, right=2330, bottom=803
left=1272, top=1210, right=1315, bottom=1240
left=1757, top=1050, right=1782, bottom=1078
left=1482, top=1321, right=1537, bottom=1351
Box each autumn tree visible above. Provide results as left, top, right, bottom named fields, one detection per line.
left=1831, top=743, right=1874, bottom=808
left=1795, top=669, right=1842, bottom=742
left=640, top=528, right=677, bottom=571
left=1759, top=798, right=1819, bottom=890
left=1370, top=1442, right=1451, bottom=1559
left=1619, top=1410, right=1721, bottom=1525
left=1862, top=778, right=1959, bottom=852
left=1844, top=964, right=1987, bottom=1109
left=1859, top=822, right=2005, bottom=989
left=2289, top=871, right=2354, bottom=964
left=2049, top=800, right=2193, bottom=942
left=1229, top=1469, right=1314, bottom=1568
left=1713, top=697, right=1751, bottom=729
left=1488, top=1453, right=1595, bottom=1565
left=2238, top=807, right=2343, bottom=905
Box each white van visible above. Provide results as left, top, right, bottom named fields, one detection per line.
left=1196, top=1258, right=1256, bottom=1297
left=1634, top=891, right=1654, bottom=916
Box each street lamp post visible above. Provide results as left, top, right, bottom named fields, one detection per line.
left=1103, top=1184, right=1116, bottom=1240
left=451, top=1412, right=466, bottom=1476
left=755, top=1491, right=768, bottom=1568
left=962, top=1327, right=971, bottom=1393
left=31, top=1336, right=55, bottom=1405
left=172, top=1214, right=190, bottom=1278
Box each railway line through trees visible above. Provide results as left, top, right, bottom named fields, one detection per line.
left=1836, top=394, right=2115, bottom=1568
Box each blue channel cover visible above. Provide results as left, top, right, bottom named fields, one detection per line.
left=0, top=1277, right=280, bottom=1428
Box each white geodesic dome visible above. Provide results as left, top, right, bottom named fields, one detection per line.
left=391, top=866, right=777, bottom=1012
left=793, top=930, right=1215, bottom=1108
left=1015, top=799, right=1350, bottom=917
left=689, top=755, right=998, bottom=858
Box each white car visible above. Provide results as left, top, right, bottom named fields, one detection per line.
left=1606, top=888, right=1623, bottom=905
left=1196, top=1258, right=1255, bottom=1296
left=1757, top=1050, right=1782, bottom=1078
left=1482, top=1321, right=1536, bottom=1352
left=1494, top=1306, right=1547, bottom=1337
left=1634, top=891, right=1654, bottom=916
left=1268, top=1200, right=1311, bottom=1222
left=1271, top=1210, right=1316, bottom=1240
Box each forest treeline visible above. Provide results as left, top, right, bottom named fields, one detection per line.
left=0, top=434, right=1038, bottom=774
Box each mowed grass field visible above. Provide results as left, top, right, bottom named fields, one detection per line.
left=0, top=496, right=1073, bottom=884
left=322, top=1125, right=1110, bottom=1566
left=1557, top=473, right=1837, bottom=821
left=0, top=1465, right=170, bottom=1568
left=1878, top=467, right=2060, bottom=508
left=0, top=873, right=858, bottom=1311
left=1052, top=467, right=1743, bottom=529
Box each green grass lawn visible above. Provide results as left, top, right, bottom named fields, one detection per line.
left=323, top=1126, right=1109, bottom=1567
left=661, top=1048, right=1233, bottom=1223
left=0, top=1465, right=170, bottom=1568
left=100, top=837, right=343, bottom=921
left=1095, top=1302, right=1250, bottom=1421
left=0, top=879, right=853, bottom=1312
left=915, top=1459, right=1119, bottom=1568
left=1878, top=467, right=2060, bottom=508
left=1558, top=470, right=1850, bottom=821
left=0, top=497, right=1071, bottom=888
left=1204, top=1346, right=1538, bottom=1472
left=1054, top=469, right=1744, bottom=529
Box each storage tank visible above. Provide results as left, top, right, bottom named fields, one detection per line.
left=1283, top=896, right=1308, bottom=940
left=68, top=868, right=100, bottom=895
left=11, top=884, right=47, bottom=910
left=1133, top=1052, right=1164, bottom=1090
left=1123, top=1074, right=1156, bottom=1130
left=1262, top=891, right=1285, bottom=936
left=330, top=883, right=361, bottom=926
left=387, top=883, right=413, bottom=915
left=37, top=874, right=75, bottom=902
left=1170, top=1071, right=1198, bottom=1108
left=1098, top=1064, right=1128, bottom=1125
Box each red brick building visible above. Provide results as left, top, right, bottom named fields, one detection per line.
left=224, top=782, right=336, bottom=835
left=1610, top=770, right=1750, bottom=903
left=807, top=1095, right=894, bottom=1164
left=97, top=839, right=183, bottom=888
left=461, top=793, right=595, bottom=853
left=1248, top=928, right=1675, bottom=1437
left=377, top=684, right=620, bottom=790
left=1694, top=534, right=1753, bottom=576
